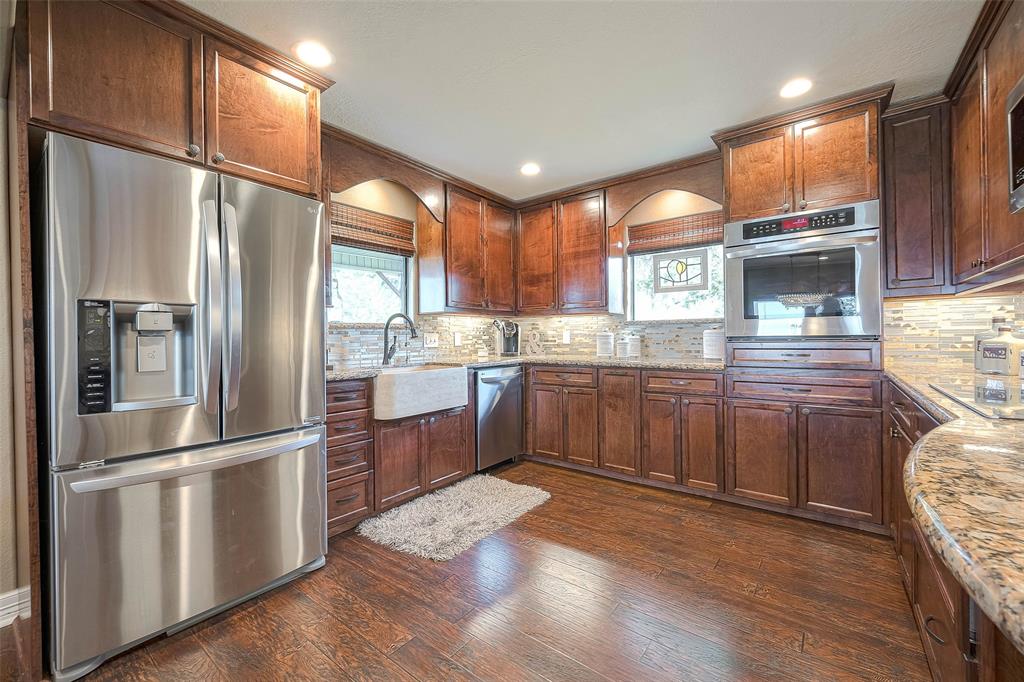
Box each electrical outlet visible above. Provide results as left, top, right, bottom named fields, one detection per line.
left=562, top=329, right=571, bottom=344
left=453, top=331, right=462, bottom=347
left=423, top=332, right=439, bottom=348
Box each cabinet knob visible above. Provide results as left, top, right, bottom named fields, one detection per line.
left=186, top=143, right=200, bottom=158
left=801, top=408, right=810, bottom=415
left=682, top=399, right=690, bottom=406
left=670, top=398, right=677, bottom=405
left=429, top=416, right=436, bottom=423
left=798, top=200, right=807, bottom=210
left=212, top=152, right=226, bottom=164
left=419, top=418, right=426, bottom=425
left=784, top=407, right=793, bottom=415
left=782, top=202, right=791, bottom=212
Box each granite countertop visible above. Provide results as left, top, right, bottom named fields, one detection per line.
left=886, top=365, right=1024, bottom=653
left=326, top=355, right=725, bottom=382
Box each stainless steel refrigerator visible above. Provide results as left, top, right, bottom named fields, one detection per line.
left=38, top=133, right=327, bottom=681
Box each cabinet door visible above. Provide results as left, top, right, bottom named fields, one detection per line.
left=798, top=405, right=883, bottom=523
left=28, top=0, right=204, bottom=162
left=914, top=526, right=968, bottom=682
left=530, top=385, right=563, bottom=458
left=426, top=407, right=468, bottom=490
left=564, top=387, right=598, bottom=467
left=681, top=397, right=724, bottom=492
left=517, top=203, right=558, bottom=312
left=374, top=416, right=425, bottom=511
left=445, top=187, right=486, bottom=308
left=641, top=393, right=679, bottom=484
left=726, top=400, right=797, bottom=507
left=951, top=59, right=986, bottom=283
left=981, top=1, right=1024, bottom=271
left=557, top=192, right=607, bottom=310
left=723, top=127, right=793, bottom=220
left=484, top=202, right=516, bottom=312
left=205, top=38, right=320, bottom=195
left=883, top=103, right=951, bottom=294
left=793, top=103, right=879, bottom=212
left=892, top=421, right=917, bottom=597
left=598, top=370, right=640, bottom=476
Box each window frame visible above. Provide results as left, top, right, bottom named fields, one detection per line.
left=628, top=243, right=724, bottom=322
left=328, top=243, right=412, bottom=324
left=651, top=247, right=709, bottom=294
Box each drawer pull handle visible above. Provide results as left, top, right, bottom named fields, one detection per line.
left=781, top=387, right=813, bottom=393
left=923, top=616, right=946, bottom=645
left=670, top=380, right=691, bottom=386
left=891, top=401, right=907, bottom=410
left=334, top=493, right=359, bottom=505
left=331, top=393, right=362, bottom=402
left=332, top=455, right=361, bottom=465
left=780, top=353, right=812, bottom=358
left=556, top=373, right=574, bottom=380
left=333, top=424, right=361, bottom=432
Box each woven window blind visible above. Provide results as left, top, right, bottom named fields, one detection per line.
left=330, top=201, right=415, bottom=256
left=626, top=210, right=724, bottom=254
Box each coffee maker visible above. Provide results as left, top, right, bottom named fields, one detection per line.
left=493, top=319, right=520, bottom=356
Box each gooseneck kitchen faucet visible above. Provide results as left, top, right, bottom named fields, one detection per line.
left=383, top=313, right=418, bottom=365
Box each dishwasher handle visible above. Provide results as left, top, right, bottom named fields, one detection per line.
left=479, top=375, right=521, bottom=385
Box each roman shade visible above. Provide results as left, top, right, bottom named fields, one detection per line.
left=626, top=210, right=724, bottom=254
left=330, top=201, right=416, bottom=256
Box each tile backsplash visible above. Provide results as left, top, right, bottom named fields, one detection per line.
left=883, top=295, right=1024, bottom=372
left=326, top=315, right=723, bottom=367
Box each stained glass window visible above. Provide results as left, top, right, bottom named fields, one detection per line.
left=652, top=248, right=708, bottom=293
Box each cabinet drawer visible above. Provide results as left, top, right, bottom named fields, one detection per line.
left=914, top=526, right=967, bottom=681
left=326, top=409, right=371, bottom=447
left=531, top=366, right=597, bottom=387
left=327, top=471, right=373, bottom=533
left=327, top=380, right=372, bottom=413
left=727, top=342, right=881, bottom=370
left=727, top=373, right=881, bottom=407
left=327, top=440, right=372, bottom=481
left=642, top=371, right=723, bottom=396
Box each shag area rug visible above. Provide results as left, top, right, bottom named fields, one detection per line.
left=356, top=474, right=550, bottom=561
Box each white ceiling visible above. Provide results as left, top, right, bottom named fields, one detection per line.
left=185, top=0, right=982, bottom=201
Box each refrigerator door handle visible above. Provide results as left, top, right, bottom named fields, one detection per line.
left=201, top=199, right=222, bottom=414
left=223, top=201, right=243, bottom=411
left=68, top=431, right=322, bottom=493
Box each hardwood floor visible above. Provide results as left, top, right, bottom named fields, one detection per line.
left=84, top=461, right=930, bottom=681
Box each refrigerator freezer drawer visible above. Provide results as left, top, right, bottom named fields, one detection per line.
left=50, top=427, right=327, bottom=678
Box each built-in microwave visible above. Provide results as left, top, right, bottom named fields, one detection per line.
left=724, top=201, right=882, bottom=339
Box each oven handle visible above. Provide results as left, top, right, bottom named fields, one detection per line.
left=725, top=230, right=879, bottom=259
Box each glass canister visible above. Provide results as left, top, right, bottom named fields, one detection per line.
left=975, top=316, right=1008, bottom=370
left=978, top=326, right=1024, bottom=376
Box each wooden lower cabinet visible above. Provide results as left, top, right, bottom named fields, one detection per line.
left=326, top=379, right=376, bottom=537
left=564, top=387, right=598, bottom=467
left=682, top=397, right=724, bottom=492
left=374, top=405, right=471, bottom=512
left=530, top=384, right=564, bottom=459
left=798, top=405, right=883, bottom=523
left=327, top=471, right=373, bottom=534
left=914, top=523, right=969, bottom=682
left=891, top=416, right=918, bottom=595
left=641, top=393, right=679, bottom=483
left=726, top=399, right=798, bottom=507
left=598, top=370, right=640, bottom=475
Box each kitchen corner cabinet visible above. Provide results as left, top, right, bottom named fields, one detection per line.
left=26, top=0, right=328, bottom=196
left=374, top=406, right=470, bottom=511
left=718, top=100, right=880, bottom=222
left=598, top=370, right=641, bottom=476
left=882, top=101, right=953, bottom=296
left=527, top=367, right=598, bottom=466
left=425, top=187, right=515, bottom=314
left=204, top=38, right=321, bottom=195
left=517, top=202, right=558, bottom=313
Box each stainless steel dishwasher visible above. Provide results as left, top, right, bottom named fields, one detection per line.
left=476, top=365, right=524, bottom=470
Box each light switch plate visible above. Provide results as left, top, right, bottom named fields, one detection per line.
left=453, top=332, right=462, bottom=347
left=562, top=329, right=571, bottom=344
left=423, top=332, right=439, bottom=348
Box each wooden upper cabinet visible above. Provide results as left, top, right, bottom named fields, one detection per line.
left=557, top=191, right=607, bottom=310
left=722, top=127, right=793, bottom=220
left=793, top=104, right=878, bottom=212
left=204, top=38, right=321, bottom=195
left=882, top=102, right=951, bottom=295
left=797, top=405, right=882, bottom=524
left=598, top=370, right=641, bottom=476
left=28, top=0, right=204, bottom=162
left=517, top=203, right=558, bottom=312
left=445, top=187, right=486, bottom=308
left=484, top=202, right=516, bottom=312
left=725, top=399, right=797, bottom=507
left=952, top=59, right=986, bottom=283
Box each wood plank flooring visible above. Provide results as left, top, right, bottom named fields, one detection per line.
left=84, top=461, right=930, bottom=681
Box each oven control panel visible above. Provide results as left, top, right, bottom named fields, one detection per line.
left=742, top=207, right=856, bottom=240
left=78, top=300, right=111, bottom=414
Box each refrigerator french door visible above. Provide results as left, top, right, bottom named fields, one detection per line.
left=41, top=133, right=327, bottom=681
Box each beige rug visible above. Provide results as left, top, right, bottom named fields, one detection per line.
left=356, top=475, right=550, bottom=561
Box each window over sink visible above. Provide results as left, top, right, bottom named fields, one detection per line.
left=328, top=245, right=410, bottom=324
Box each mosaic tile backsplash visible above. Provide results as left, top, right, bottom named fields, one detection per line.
left=326, top=315, right=723, bottom=368
left=883, top=295, right=1024, bottom=372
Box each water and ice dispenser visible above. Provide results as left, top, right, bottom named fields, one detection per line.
left=77, top=300, right=197, bottom=414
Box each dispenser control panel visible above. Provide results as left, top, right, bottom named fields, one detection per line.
left=78, top=300, right=111, bottom=414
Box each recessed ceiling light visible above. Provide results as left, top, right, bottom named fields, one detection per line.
left=293, top=40, right=333, bottom=69
left=780, top=78, right=812, bottom=98
left=520, top=162, right=541, bottom=176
